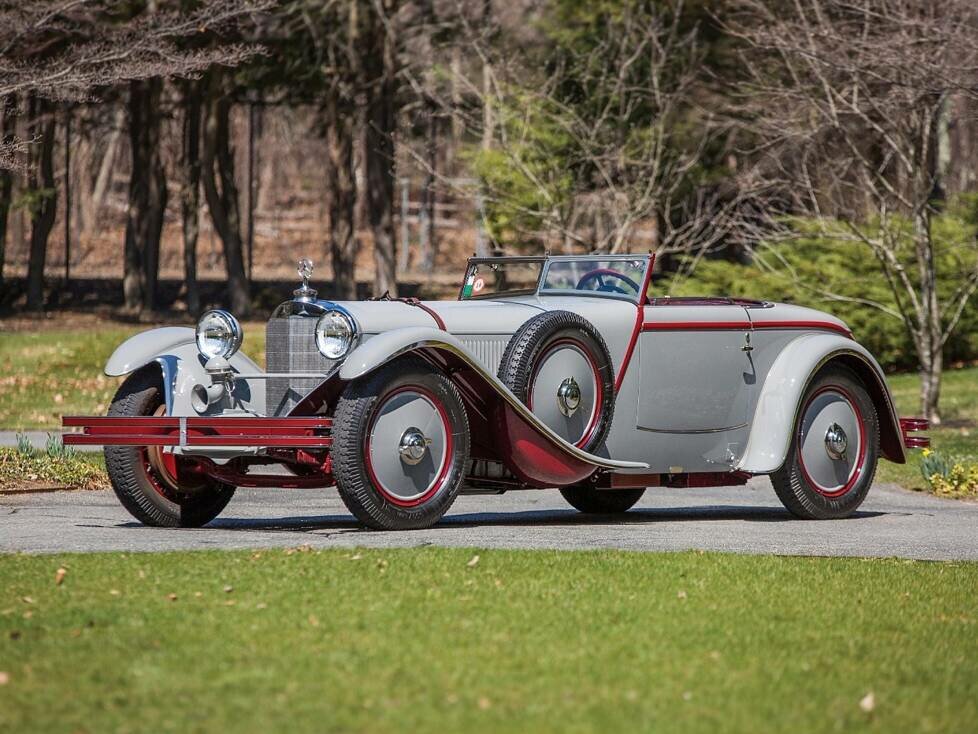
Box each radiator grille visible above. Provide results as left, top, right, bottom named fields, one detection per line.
left=265, top=315, right=337, bottom=416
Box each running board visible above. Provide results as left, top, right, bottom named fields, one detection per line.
left=62, top=416, right=332, bottom=448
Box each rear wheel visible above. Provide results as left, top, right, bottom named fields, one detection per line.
left=332, top=357, right=470, bottom=530
left=104, top=369, right=235, bottom=528
left=771, top=366, right=879, bottom=519
left=559, top=484, right=645, bottom=514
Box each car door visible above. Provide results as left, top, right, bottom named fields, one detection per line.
left=633, top=302, right=755, bottom=470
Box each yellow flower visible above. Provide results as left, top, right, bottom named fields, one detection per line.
left=921, top=448, right=932, bottom=457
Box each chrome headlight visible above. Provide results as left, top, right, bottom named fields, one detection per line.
left=316, top=309, right=356, bottom=359
left=195, top=310, right=243, bottom=359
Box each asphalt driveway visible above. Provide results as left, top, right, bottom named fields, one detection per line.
left=2, top=478, right=976, bottom=560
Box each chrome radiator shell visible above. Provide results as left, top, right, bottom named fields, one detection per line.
left=265, top=311, right=337, bottom=416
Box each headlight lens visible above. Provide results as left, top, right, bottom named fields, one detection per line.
left=316, top=310, right=356, bottom=359
left=195, top=310, right=243, bottom=359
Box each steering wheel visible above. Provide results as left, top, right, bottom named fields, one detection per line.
left=576, top=268, right=641, bottom=295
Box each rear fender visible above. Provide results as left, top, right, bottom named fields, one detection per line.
left=338, top=327, right=648, bottom=486
left=104, top=327, right=265, bottom=417
left=737, top=333, right=905, bottom=474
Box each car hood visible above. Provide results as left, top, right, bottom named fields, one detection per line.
left=330, top=298, right=547, bottom=335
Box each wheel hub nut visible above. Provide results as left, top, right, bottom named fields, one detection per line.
left=824, top=422, right=848, bottom=460
left=398, top=427, right=431, bottom=465
left=557, top=377, right=582, bottom=417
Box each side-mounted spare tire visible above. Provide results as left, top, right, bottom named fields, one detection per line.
left=498, top=310, right=641, bottom=513
left=497, top=309, right=616, bottom=453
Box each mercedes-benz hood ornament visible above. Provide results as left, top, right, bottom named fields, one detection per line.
left=294, top=258, right=317, bottom=300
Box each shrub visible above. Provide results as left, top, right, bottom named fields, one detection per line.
left=0, top=447, right=107, bottom=491
left=927, top=462, right=978, bottom=498
left=919, top=449, right=978, bottom=498
left=663, top=205, right=978, bottom=372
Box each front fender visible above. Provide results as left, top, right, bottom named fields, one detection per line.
left=737, top=333, right=905, bottom=474
left=339, top=326, right=648, bottom=484
left=105, top=327, right=197, bottom=376
left=104, top=326, right=265, bottom=417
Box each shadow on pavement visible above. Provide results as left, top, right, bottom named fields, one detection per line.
left=110, top=504, right=887, bottom=532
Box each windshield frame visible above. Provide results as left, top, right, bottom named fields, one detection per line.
left=457, top=256, right=547, bottom=300
left=458, top=254, right=653, bottom=303
left=537, top=254, right=652, bottom=304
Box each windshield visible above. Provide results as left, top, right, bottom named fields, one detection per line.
left=540, top=258, right=648, bottom=302
left=460, top=259, right=544, bottom=300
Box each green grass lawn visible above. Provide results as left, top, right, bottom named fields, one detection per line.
left=1, top=322, right=974, bottom=492
left=0, top=323, right=266, bottom=431
left=0, top=548, right=976, bottom=733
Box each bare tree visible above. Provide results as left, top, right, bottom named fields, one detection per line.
left=0, top=95, right=14, bottom=287
left=363, top=0, right=399, bottom=296
left=178, top=78, right=203, bottom=315
left=0, top=0, right=265, bottom=166
left=25, top=95, right=57, bottom=311
left=201, top=69, right=250, bottom=315
left=729, top=0, right=978, bottom=424
left=0, top=0, right=265, bottom=313
left=124, top=77, right=167, bottom=313
left=431, top=1, right=737, bottom=260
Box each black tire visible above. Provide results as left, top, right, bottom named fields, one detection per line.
left=332, top=356, right=470, bottom=530
left=559, top=484, right=645, bottom=514
left=771, top=365, right=879, bottom=520
left=497, top=310, right=616, bottom=453
left=104, top=368, right=235, bottom=528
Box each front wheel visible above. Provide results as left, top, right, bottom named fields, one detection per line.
left=104, top=368, right=235, bottom=528
left=771, top=366, right=879, bottom=519
left=332, top=357, right=470, bottom=530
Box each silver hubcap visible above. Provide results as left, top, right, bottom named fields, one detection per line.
left=824, top=422, right=848, bottom=460
left=557, top=377, right=582, bottom=417
left=398, top=427, right=431, bottom=466
left=799, top=390, right=862, bottom=495
left=529, top=342, right=599, bottom=446
left=368, top=390, right=449, bottom=502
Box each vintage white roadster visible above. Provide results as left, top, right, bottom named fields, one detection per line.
left=64, top=254, right=929, bottom=529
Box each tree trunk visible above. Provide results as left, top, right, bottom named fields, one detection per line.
left=481, top=0, right=494, bottom=152
left=913, top=207, right=943, bottom=425
left=325, top=95, right=358, bottom=301
left=26, top=95, right=57, bottom=312
left=83, top=107, right=124, bottom=235
left=180, top=80, right=202, bottom=315
left=365, top=0, right=399, bottom=297
left=0, top=95, right=15, bottom=290
left=124, top=78, right=167, bottom=313
left=419, top=106, right=437, bottom=275
left=201, top=73, right=250, bottom=316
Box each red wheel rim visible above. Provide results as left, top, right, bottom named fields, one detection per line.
left=363, top=385, right=455, bottom=508
left=527, top=337, right=603, bottom=448
left=797, top=385, right=867, bottom=498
